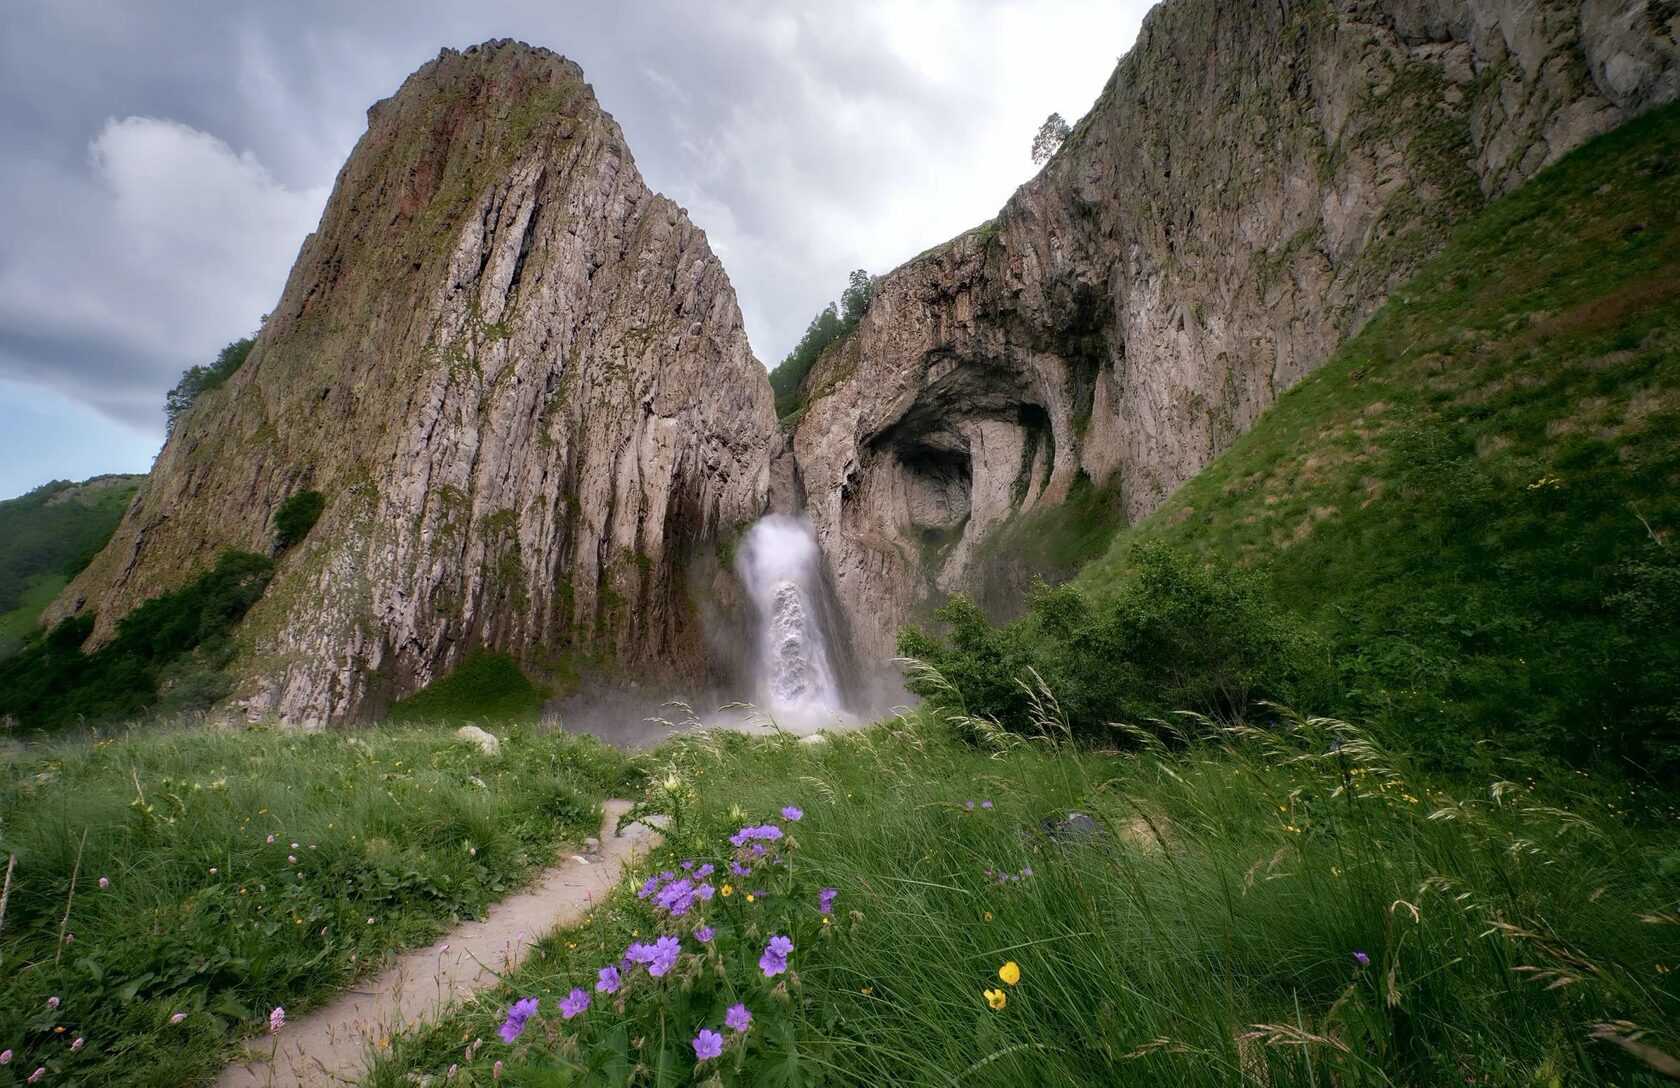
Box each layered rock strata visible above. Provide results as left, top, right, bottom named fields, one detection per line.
left=792, top=0, right=1680, bottom=659
left=51, top=41, right=777, bottom=723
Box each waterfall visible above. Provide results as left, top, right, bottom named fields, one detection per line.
left=735, top=515, right=844, bottom=720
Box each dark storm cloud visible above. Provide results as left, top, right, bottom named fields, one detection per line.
left=0, top=0, right=1147, bottom=445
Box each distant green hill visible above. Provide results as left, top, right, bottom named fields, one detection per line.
left=1075, top=102, right=1680, bottom=773
left=0, top=474, right=144, bottom=656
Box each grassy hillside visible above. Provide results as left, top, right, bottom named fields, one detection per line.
left=0, top=724, right=628, bottom=1085
left=0, top=475, right=143, bottom=657
left=368, top=716, right=1680, bottom=1087
left=1056, top=103, right=1680, bottom=774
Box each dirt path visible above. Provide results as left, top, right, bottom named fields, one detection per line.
left=216, top=800, right=655, bottom=1087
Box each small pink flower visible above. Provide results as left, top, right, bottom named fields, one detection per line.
left=46, top=996, right=60, bottom=1009
left=169, top=1012, right=188, bottom=1024
left=209, top=867, right=218, bottom=874
left=437, top=942, right=450, bottom=954
left=287, top=855, right=297, bottom=864
left=291, top=842, right=299, bottom=850
left=63, top=933, right=74, bottom=944
left=97, top=876, right=110, bottom=889
left=266, top=834, right=276, bottom=844
left=28, top=1068, right=45, bottom=1084
left=493, top=1060, right=504, bottom=1079
left=269, top=1006, right=285, bottom=1034
left=0, top=1048, right=12, bottom=1063
left=70, top=1037, right=84, bottom=1052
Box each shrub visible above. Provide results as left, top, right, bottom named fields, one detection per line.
left=0, top=549, right=273, bottom=730
left=164, top=335, right=256, bottom=433
left=273, top=489, right=326, bottom=550
left=386, top=651, right=547, bottom=724
left=900, top=543, right=1334, bottom=742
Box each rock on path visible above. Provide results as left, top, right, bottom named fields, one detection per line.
left=216, top=799, right=656, bottom=1087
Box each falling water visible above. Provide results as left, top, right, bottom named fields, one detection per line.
left=735, top=515, right=844, bottom=720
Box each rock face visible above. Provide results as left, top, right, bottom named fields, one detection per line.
left=51, top=41, right=777, bottom=724
left=792, top=0, right=1680, bottom=661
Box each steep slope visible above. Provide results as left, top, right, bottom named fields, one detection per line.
left=793, top=0, right=1680, bottom=660
left=1077, top=101, right=1680, bottom=770
left=50, top=41, right=777, bottom=724
left=0, top=474, right=142, bottom=656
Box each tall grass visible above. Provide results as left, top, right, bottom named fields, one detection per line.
left=372, top=701, right=1679, bottom=1086
left=0, top=722, right=629, bottom=1086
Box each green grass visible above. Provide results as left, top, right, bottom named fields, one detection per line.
left=0, top=723, right=629, bottom=1085
left=367, top=713, right=1680, bottom=1087
left=0, top=573, right=68, bottom=659
left=1073, top=101, right=1680, bottom=774
left=387, top=651, right=549, bottom=724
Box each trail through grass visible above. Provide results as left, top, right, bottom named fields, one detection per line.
left=0, top=723, right=629, bottom=1086
left=368, top=714, right=1680, bottom=1087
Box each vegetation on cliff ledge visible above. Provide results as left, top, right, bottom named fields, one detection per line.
left=911, top=101, right=1680, bottom=780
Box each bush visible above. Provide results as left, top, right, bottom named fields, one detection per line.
left=273, top=489, right=326, bottom=550
left=767, top=270, right=874, bottom=420
left=0, top=549, right=273, bottom=731
left=900, top=543, right=1333, bottom=742
left=386, top=651, right=548, bottom=724
left=163, top=335, right=256, bottom=433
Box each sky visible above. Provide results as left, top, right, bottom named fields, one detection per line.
left=0, top=0, right=1152, bottom=500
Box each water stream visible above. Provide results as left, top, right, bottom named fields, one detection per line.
left=734, top=514, right=845, bottom=722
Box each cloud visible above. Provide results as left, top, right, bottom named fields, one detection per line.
left=0, top=0, right=1149, bottom=490
left=0, top=116, right=328, bottom=431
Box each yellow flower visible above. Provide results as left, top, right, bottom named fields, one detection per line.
left=998, top=961, right=1020, bottom=986
left=721, top=883, right=733, bottom=897
left=983, top=988, right=1007, bottom=1010
left=982, top=912, right=993, bottom=922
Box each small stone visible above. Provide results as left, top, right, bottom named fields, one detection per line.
left=455, top=725, right=500, bottom=756
left=1041, top=811, right=1106, bottom=845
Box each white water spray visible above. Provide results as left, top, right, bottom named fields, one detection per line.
left=735, top=515, right=843, bottom=720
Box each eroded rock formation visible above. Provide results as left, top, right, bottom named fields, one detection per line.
left=791, top=0, right=1680, bottom=660
left=51, top=41, right=776, bottom=724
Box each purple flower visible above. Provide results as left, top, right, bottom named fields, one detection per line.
left=680, top=860, right=695, bottom=870
left=1021, top=867, right=1033, bottom=878
left=595, top=965, right=620, bottom=993
left=648, top=935, right=681, bottom=977
left=725, top=1003, right=752, bottom=1032
left=637, top=875, right=661, bottom=899
left=730, top=860, right=751, bottom=876
left=981, top=800, right=994, bottom=809
left=729, top=824, right=784, bottom=847
left=759, top=934, right=793, bottom=977
left=693, top=1028, right=724, bottom=1062
left=655, top=877, right=697, bottom=916
left=818, top=887, right=838, bottom=915
left=751, top=843, right=767, bottom=858
left=1353, top=950, right=1371, bottom=967
left=695, top=882, right=716, bottom=901
left=695, top=926, right=716, bottom=943
left=498, top=997, right=539, bottom=1044
left=269, top=1006, right=285, bottom=1034
left=694, top=863, right=715, bottom=879
left=559, top=988, right=590, bottom=1019
left=782, top=806, right=803, bottom=821
left=965, top=800, right=975, bottom=810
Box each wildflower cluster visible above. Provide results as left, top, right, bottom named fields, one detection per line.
left=485, top=801, right=856, bottom=1079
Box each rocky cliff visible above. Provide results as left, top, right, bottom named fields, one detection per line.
left=51, top=41, right=777, bottom=724
left=792, top=0, right=1680, bottom=661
